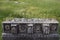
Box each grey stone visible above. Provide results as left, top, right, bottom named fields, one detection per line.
left=2, top=18, right=59, bottom=40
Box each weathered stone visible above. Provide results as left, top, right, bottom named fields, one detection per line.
left=2, top=18, right=59, bottom=40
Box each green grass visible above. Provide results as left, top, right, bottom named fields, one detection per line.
left=0, top=0, right=60, bottom=40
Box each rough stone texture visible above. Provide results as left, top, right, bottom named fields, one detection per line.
left=2, top=18, right=59, bottom=40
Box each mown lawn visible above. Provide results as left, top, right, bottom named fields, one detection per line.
left=0, top=0, right=60, bottom=40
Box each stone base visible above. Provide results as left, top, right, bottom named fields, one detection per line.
left=2, top=33, right=59, bottom=40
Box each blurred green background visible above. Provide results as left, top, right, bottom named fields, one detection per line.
left=0, top=0, right=60, bottom=40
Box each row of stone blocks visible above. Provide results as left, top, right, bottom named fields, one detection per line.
left=2, top=33, right=59, bottom=40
